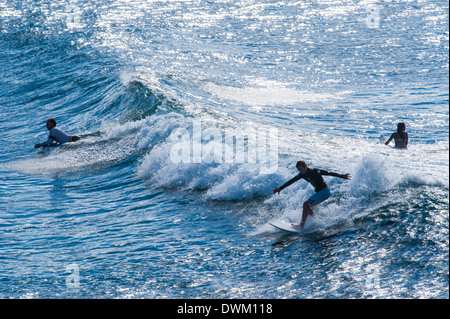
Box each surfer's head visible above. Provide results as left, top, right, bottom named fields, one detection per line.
left=296, top=160, right=308, bottom=173
left=46, top=118, right=56, bottom=130
left=397, top=122, right=406, bottom=133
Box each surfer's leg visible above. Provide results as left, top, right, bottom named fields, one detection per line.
left=299, top=202, right=314, bottom=229
left=292, top=202, right=313, bottom=229
left=296, top=189, right=331, bottom=229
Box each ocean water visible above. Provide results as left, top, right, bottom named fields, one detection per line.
left=0, top=0, right=448, bottom=299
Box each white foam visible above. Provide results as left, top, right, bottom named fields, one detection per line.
left=8, top=136, right=136, bottom=175
left=348, top=153, right=395, bottom=198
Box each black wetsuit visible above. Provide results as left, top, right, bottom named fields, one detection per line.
left=279, top=168, right=345, bottom=193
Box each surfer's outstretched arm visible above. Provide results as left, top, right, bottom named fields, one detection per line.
left=273, top=174, right=302, bottom=194
left=34, top=136, right=54, bottom=148
left=318, top=169, right=351, bottom=180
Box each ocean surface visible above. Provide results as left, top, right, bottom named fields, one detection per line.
left=0, top=0, right=448, bottom=299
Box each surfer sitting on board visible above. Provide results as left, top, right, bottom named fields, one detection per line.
left=34, top=118, right=80, bottom=148
left=385, top=122, right=408, bottom=149
left=273, top=161, right=351, bottom=229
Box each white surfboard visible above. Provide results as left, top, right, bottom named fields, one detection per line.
left=269, top=220, right=302, bottom=233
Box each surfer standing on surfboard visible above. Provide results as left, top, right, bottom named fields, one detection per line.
left=34, top=118, right=80, bottom=148
left=273, top=161, right=351, bottom=229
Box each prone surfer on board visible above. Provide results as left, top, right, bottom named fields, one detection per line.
left=273, top=161, right=351, bottom=229
left=34, top=118, right=80, bottom=148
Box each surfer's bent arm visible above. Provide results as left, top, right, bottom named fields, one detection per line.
left=274, top=174, right=302, bottom=193
left=318, top=169, right=351, bottom=180
left=385, top=133, right=394, bottom=145
left=35, top=136, right=55, bottom=148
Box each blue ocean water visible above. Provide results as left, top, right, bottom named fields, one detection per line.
left=0, top=0, right=448, bottom=299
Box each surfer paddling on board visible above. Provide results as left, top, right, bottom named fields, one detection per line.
left=273, top=161, right=351, bottom=229
left=34, top=118, right=80, bottom=148
left=385, top=122, right=408, bottom=149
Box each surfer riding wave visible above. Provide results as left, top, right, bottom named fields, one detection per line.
left=34, top=118, right=80, bottom=148
left=274, top=161, right=351, bottom=229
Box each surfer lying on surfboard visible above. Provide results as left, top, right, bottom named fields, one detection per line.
left=34, top=118, right=80, bottom=148
left=273, top=161, right=351, bottom=229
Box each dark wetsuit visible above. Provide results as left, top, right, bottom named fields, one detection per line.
left=279, top=168, right=345, bottom=208
left=279, top=168, right=344, bottom=193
